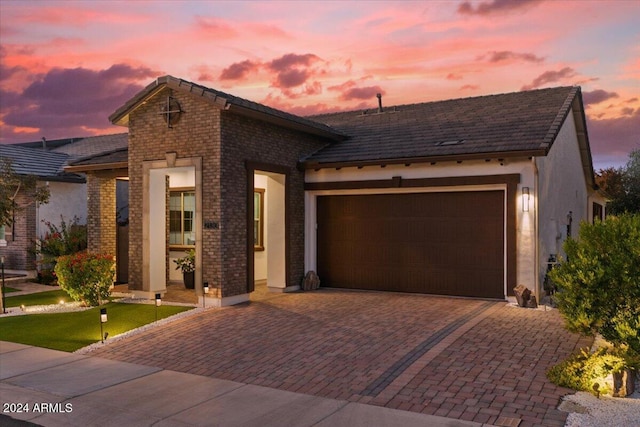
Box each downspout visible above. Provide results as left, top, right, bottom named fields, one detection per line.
left=532, top=157, right=540, bottom=300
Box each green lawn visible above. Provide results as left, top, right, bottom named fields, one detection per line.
left=2, top=286, right=21, bottom=293
left=5, top=289, right=70, bottom=307
left=0, top=302, right=193, bottom=352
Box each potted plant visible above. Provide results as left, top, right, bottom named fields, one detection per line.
left=174, top=249, right=195, bottom=289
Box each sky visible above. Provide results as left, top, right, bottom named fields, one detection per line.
left=0, top=0, right=638, bottom=170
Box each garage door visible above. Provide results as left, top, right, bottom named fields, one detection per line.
left=317, top=191, right=504, bottom=299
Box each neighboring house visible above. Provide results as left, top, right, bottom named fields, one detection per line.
left=0, top=134, right=129, bottom=272
left=0, top=144, right=85, bottom=270
left=65, top=76, right=603, bottom=306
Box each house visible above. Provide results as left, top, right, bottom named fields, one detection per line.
left=0, top=134, right=128, bottom=274
left=64, top=75, right=604, bottom=305
left=0, top=144, right=85, bottom=270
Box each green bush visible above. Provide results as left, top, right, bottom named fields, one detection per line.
left=54, top=252, right=115, bottom=306
left=547, top=347, right=639, bottom=395
left=549, top=214, right=640, bottom=353
left=35, top=216, right=87, bottom=284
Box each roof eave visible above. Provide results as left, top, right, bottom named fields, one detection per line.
left=301, top=149, right=545, bottom=170
left=64, top=162, right=128, bottom=173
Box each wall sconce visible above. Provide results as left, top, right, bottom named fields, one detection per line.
left=522, top=187, right=530, bottom=212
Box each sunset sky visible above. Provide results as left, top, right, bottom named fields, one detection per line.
left=1, top=0, right=638, bottom=169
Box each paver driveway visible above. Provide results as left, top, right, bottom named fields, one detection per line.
left=90, top=288, right=591, bottom=427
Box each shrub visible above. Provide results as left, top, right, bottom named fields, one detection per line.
left=54, top=252, right=115, bottom=306
left=35, top=216, right=87, bottom=284
left=548, top=214, right=640, bottom=353
left=547, top=347, right=639, bottom=395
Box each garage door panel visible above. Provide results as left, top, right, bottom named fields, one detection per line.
left=317, top=191, right=504, bottom=299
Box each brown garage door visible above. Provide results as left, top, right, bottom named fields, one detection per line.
left=317, top=191, right=504, bottom=299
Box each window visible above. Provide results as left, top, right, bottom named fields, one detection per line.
left=170, top=190, right=195, bottom=247
left=592, top=202, right=604, bottom=223
left=254, top=188, right=264, bottom=251
left=0, top=225, right=6, bottom=247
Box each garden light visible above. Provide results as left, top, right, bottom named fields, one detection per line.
left=99, top=307, right=107, bottom=343
left=155, top=293, right=162, bottom=307
left=203, top=282, right=209, bottom=308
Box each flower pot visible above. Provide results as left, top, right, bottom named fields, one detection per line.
left=183, top=271, right=195, bottom=289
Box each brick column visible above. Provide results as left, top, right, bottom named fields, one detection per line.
left=87, top=174, right=116, bottom=256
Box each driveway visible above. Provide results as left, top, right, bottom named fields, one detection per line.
left=90, top=288, right=591, bottom=427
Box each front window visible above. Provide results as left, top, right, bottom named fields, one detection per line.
left=0, top=225, right=6, bottom=247
left=170, top=189, right=195, bottom=247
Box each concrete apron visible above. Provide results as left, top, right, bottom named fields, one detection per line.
left=0, top=341, right=492, bottom=427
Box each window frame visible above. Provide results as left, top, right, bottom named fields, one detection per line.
left=169, top=188, right=196, bottom=249
left=254, top=188, right=265, bottom=251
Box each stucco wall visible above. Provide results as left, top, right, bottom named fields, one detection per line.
left=37, top=181, right=87, bottom=238
left=305, top=158, right=537, bottom=297
left=536, top=108, right=589, bottom=289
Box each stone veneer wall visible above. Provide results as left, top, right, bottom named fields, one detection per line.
left=127, top=87, right=222, bottom=292
left=126, top=85, right=330, bottom=297
left=220, top=112, right=328, bottom=297
left=86, top=173, right=116, bottom=257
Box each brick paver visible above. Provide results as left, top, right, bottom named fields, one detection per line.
left=90, top=288, right=591, bottom=427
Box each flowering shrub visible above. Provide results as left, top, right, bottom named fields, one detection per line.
left=35, top=216, right=87, bottom=285
left=54, top=252, right=115, bottom=306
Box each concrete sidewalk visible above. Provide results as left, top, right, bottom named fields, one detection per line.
left=0, top=341, right=492, bottom=427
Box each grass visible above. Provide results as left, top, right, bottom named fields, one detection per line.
left=0, top=302, right=193, bottom=352
left=2, top=286, right=21, bottom=293
left=5, top=290, right=70, bottom=307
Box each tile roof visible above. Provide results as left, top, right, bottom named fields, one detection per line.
left=0, top=144, right=84, bottom=182
left=50, top=133, right=128, bottom=160
left=66, top=147, right=128, bottom=171
left=302, top=86, right=580, bottom=168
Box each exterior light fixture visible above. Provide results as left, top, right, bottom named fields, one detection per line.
left=155, top=293, right=161, bottom=322
left=100, top=307, right=108, bottom=343
left=522, top=187, right=530, bottom=212
left=59, top=299, right=65, bottom=305
left=203, top=282, right=209, bottom=308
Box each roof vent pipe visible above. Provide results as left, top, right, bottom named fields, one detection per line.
left=41, top=137, right=47, bottom=150
left=377, top=93, right=383, bottom=113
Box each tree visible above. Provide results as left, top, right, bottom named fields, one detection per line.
left=0, top=158, right=50, bottom=227
left=596, top=150, right=640, bottom=214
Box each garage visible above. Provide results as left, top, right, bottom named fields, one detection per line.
left=317, top=191, right=505, bottom=299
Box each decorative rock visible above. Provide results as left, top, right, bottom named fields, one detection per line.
left=526, top=295, right=538, bottom=309
left=513, top=284, right=531, bottom=307
left=301, top=271, right=320, bottom=291
left=612, top=368, right=636, bottom=397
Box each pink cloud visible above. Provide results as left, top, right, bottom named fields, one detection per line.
left=220, top=60, right=261, bottom=81
left=458, top=0, right=545, bottom=15
left=446, top=73, right=463, bottom=80
left=587, top=109, right=640, bottom=163
left=268, top=53, right=321, bottom=72
left=460, top=84, right=479, bottom=91
left=194, top=16, right=239, bottom=39
left=582, top=89, right=619, bottom=106
left=0, top=64, right=157, bottom=143
left=521, top=67, right=577, bottom=90
left=483, top=51, right=545, bottom=63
